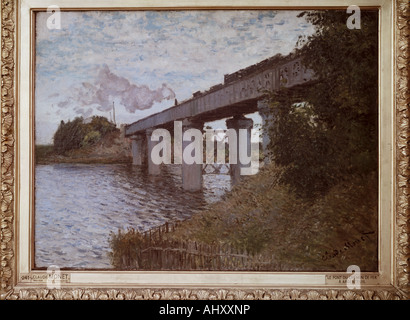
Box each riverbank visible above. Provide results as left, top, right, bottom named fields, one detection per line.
left=168, top=165, right=378, bottom=271
left=36, top=153, right=132, bottom=165
left=35, top=131, right=132, bottom=165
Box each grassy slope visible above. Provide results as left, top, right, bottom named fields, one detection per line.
left=166, top=164, right=378, bottom=271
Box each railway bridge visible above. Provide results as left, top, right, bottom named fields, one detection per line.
left=125, top=53, right=314, bottom=191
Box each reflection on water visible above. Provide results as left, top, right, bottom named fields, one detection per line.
left=35, top=163, right=231, bottom=269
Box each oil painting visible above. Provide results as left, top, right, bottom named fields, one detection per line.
left=34, top=8, right=379, bottom=273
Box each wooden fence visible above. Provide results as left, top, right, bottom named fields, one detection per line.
left=118, top=222, right=277, bottom=271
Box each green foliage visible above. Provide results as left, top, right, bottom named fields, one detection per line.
left=53, top=117, right=86, bottom=154
left=86, top=116, right=117, bottom=137
left=81, top=130, right=101, bottom=147
left=266, top=10, right=378, bottom=199
left=35, top=145, right=54, bottom=163
left=53, top=116, right=117, bottom=154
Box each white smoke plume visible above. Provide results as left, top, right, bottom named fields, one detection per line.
left=57, top=64, right=176, bottom=116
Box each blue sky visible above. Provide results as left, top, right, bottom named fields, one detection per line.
left=35, top=10, right=315, bottom=144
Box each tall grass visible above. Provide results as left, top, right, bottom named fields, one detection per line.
left=166, top=164, right=378, bottom=271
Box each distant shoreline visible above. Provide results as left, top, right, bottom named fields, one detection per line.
left=35, top=144, right=132, bottom=165
left=36, top=157, right=132, bottom=165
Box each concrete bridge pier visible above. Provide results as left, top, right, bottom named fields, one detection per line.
left=131, top=134, right=145, bottom=166
left=226, top=115, right=253, bottom=186
left=146, top=128, right=161, bottom=175
left=182, top=119, right=204, bottom=191
left=257, top=100, right=273, bottom=164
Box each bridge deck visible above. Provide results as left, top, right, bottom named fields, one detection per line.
left=125, top=54, right=313, bottom=136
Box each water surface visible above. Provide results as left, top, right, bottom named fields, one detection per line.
left=35, top=163, right=231, bottom=269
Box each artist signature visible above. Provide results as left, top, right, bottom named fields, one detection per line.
left=321, top=231, right=375, bottom=261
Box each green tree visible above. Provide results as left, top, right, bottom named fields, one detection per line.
left=88, top=116, right=117, bottom=136
left=53, top=115, right=118, bottom=154
left=53, top=117, right=85, bottom=154
left=266, top=10, right=378, bottom=199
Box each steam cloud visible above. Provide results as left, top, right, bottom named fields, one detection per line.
left=58, top=64, right=176, bottom=117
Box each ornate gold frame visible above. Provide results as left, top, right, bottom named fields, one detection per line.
left=1, top=0, right=408, bottom=300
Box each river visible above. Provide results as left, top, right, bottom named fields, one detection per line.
left=34, top=163, right=231, bottom=269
